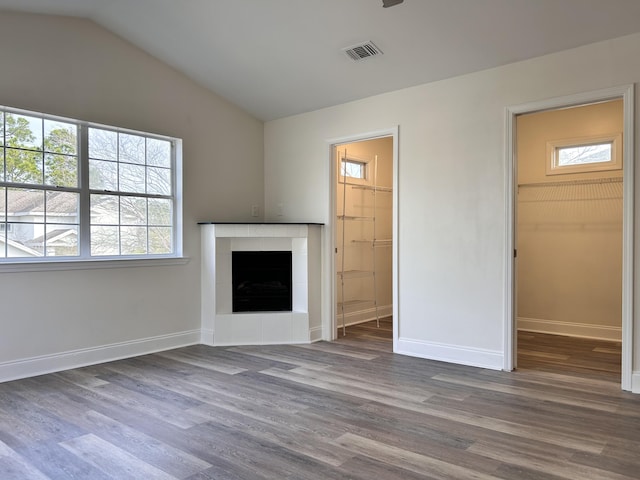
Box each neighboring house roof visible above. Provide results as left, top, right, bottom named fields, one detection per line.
left=4, top=189, right=77, bottom=217
left=28, top=228, right=77, bottom=247
left=0, top=236, right=42, bottom=256
left=2, top=190, right=78, bottom=257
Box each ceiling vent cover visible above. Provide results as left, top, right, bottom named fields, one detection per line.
left=342, top=41, right=383, bottom=62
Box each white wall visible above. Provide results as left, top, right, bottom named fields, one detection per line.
left=517, top=101, right=623, bottom=340
left=264, top=32, right=640, bottom=374
left=0, top=12, right=264, bottom=380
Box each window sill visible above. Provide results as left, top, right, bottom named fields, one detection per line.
left=0, top=256, right=190, bottom=273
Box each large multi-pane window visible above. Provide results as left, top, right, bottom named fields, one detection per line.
left=0, top=106, right=180, bottom=261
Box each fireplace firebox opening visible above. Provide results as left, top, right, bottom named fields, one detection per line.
left=232, top=251, right=293, bottom=312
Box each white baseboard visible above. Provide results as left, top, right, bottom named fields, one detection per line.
left=0, top=329, right=201, bottom=383
left=212, top=339, right=313, bottom=347
left=200, top=328, right=215, bottom=346
left=309, top=326, right=323, bottom=343
left=396, top=337, right=503, bottom=370
left=518, top=317, right=622, bottom=341
left=3, top=327, right=635, bottom=394
left=632, top=372, right=640, bottom=394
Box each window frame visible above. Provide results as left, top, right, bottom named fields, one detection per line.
left=0, top=105, right=183, bottom=267
left=546, top=133, right=622, bottom=176
left=341, top=158, right=367, bottom=180
left=339, top=156, right=371, bottom=187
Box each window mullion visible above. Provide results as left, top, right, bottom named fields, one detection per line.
left=78, top=124, right=91, bottom=259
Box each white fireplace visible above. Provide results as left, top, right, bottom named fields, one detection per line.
left=200, top=223, right=323, bottom=346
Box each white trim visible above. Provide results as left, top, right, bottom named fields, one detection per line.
left=212, top=339, right=315, bottom=347
left=325, top=127, right=399, bottom=349
left=174, top=139, right=184, bottom=257
left=396, top=337, right=503, bottom=370
left=504, top=102, right=517, bottom=372
left=200, top=328, right=214, bottom=346
left=391, top=130, right=399, bottom=354
left=518, top=317, right=622, bottom=342
left=0, top=256, right=190, bottom=273
left=621, top=86, right=635, bottom=392
left=505, top=84, right=634, bottom=391
left=632, top=372, right=640, bottom=394
left=309, top=326, right=323, bottom=342
left=0, top=329, right=201, bottom=383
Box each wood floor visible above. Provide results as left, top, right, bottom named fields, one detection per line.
left=1, top=318, right=638, bottom=479
left=517, top=330, right=622, bottom=380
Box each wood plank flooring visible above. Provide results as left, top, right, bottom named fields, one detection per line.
left=517, top=330, right=622, bottom=380
left=1, top=319, right=638, bottom=479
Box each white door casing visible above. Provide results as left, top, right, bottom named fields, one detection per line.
left=505, top=85, right=634, bottom=391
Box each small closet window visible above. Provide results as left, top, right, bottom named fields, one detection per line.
left=546, top=133, right=622, bottom=175
left=341, top=158, right=367, bottom=179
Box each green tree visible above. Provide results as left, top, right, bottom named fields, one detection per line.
left=44, top=127, right=78, bottom=187
left=2, top=114, right=78, bottom=186
left=4, top=114, right=43, bottom=184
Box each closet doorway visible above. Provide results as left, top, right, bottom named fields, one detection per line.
left=333, top=136, right=394, bottom=344
left=514, top=98, right=626, bottom=383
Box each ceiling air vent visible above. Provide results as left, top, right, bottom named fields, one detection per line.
left=342, top=41, right=383, bottom=62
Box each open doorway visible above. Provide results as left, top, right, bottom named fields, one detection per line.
left=333, top=136, right=394, bottom=345
left=516, top=99, right=623, bottom=381
left=506, top=86, right=634, bottom=390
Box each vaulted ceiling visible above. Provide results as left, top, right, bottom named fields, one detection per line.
left=1, top=0, right=640, bottom=121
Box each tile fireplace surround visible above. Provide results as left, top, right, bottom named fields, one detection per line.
left=200, top=223, right=323, bottom=346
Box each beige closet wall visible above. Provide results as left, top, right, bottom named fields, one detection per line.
left=336, top=137, right=393, bottom=325
left=517, top=100, right=623, bottom=340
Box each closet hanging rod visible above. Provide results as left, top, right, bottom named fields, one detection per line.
left=519, top=177, right=622, bottom=188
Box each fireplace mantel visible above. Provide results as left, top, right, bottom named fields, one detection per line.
left=200, top=223, right=323, bottom=346
left=198, top=222, right=324, bottom=225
